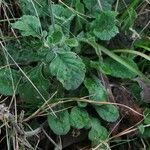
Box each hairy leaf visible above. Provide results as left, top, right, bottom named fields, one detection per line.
left=11, top=15, right=41, bottom=37
left=51, top=4, right=75, bottom=32
left=0, top=68, right=20, bottom=96
left=95, top=105, right=119, bottom=122
left=84, top=77, right=107, bottom=102
left=90, top=61, right=112, bottom=75
left=50, top=51, right=86, bottom=90
left=18, top=0, right=49, bottom=17
left=70, top=106, right=90, bottom=129
left=83, top=0, right=115, bottom=16
left=7, top=40, right=42, bottom=64
left=65, top=38, right=79, bottom=47
left=75, top=0, right=85, bottom=32
left=47, top=25, right=64, bottom=45
left=80, top=38, right=150, bottom=83
left=103, top=57, right=138, bottom=78
left=48, top=110, right=70, bottom=135
left=91, top=11, right=119, bottom=40
left=19, top=65, right=49, bottom=104
left=88, top=118, right=108, bottom=145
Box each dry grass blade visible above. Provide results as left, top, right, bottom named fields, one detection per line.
left=50, top=98, right=144, bottom=117
left=23, top=91, right=57, bottom=122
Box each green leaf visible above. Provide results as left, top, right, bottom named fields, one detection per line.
left=0, top=68, right=20, bottom=96
left=84, top=77, right=107, bottom=102
left=103, top=57, right=138, bottom=78
left=11, top=15, right=41, bottom=37
left=128, top=83, right=141, bottom=101
left=51, top=4, right=75, bottom=32
left=83, top=0, right=115, bottom=17
left=19, top=65, right=49, bottom=104
left=122, top=7, right=137, bottom=30
left=48, top=110, right=70, bottom=135
left=91, top=11, right=119, bottom=40
left=65, top=38, right=79, bottom=47
left=75, top=0, right=84, bottom=12
left=88, top=118, right=108, bottom=145
left=134, top=38, right=150, bottom=50
left=50, top=51, right=86, bottom=90
left=70, top=106, right=90, bottom=129
left=7, top=39, right=42, bottom=64
left=144, top=109, right=150, bottom=125
left=77, top=101, right=87, bottom=108
left=45, top=51, right=56, bottom=63
left=140, top=128, right=150, bottom=138
left=138, top=124, right=145, bottom=134
left=18, top=0, right=49, bottom=17
left=75, top=0, right=85, bottom=32
left=95, top=105, right=119, bottom=122
left=90, top=61, right=112, bottom=75
left=100, top=0, right=115, bottom=11
left=47, top=25, right=64, bottom=45
left=80, top=38, right=150, bottom=84
left=47, top=31, right=63, bottom=44
left=52, top=4, right=74, bottom=21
